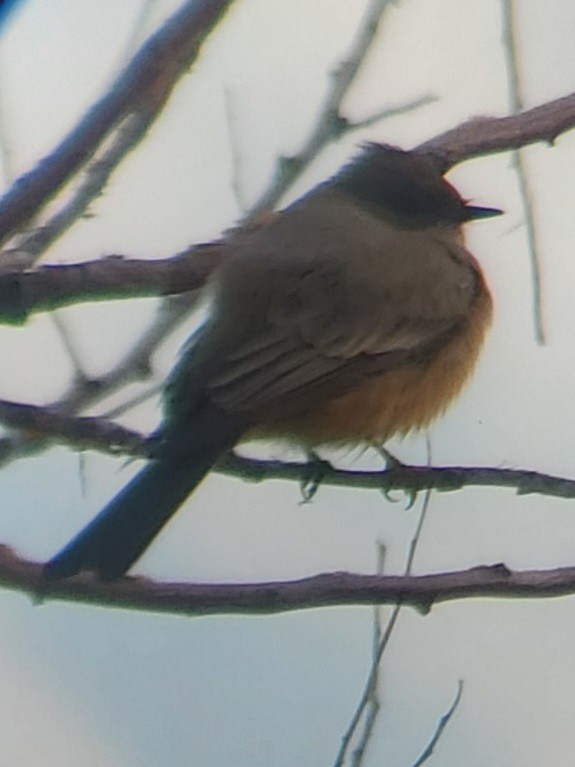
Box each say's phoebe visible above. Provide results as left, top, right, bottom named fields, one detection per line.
left=44, top=144, right=502, bottom=581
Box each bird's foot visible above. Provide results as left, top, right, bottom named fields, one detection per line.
left=376, top=445, right=406, bottom=471
left=300, top=450, right=333, bottom=503
left=374, top=444, right=417, bottom=509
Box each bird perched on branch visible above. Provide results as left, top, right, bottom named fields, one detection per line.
left=44, top=143, right=501, bottom=581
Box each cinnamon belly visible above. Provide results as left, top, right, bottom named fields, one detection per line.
left=257, top=283, right=493, bottom=446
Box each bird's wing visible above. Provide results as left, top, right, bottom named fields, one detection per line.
left=164, top=191, right=480, bottom=424
left=199, top=235, right=478, bottom=419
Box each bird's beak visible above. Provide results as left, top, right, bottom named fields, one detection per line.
left=464, top=205, right=504, bottom=220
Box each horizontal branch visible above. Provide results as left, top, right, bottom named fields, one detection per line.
left=0, top=242, right=226, bottom=323
left=0, top=397, right=574, bottom=501
left=0, top=399, right=145, bottom=456
left=220, top=453, right=575, bottom=500
left=0, top=401, right=572, bottom=615
left=4, top=550, right=575, bottom=616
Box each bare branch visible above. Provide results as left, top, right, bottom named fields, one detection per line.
left=7, top=557, right=575, bottom=616
left=418, top=90, right=575, bottom=170
left=0, top=242, right=224, bottom=324
left=16, top=1, right=186, bottom=262
left=49, top=312, right=88, bottom=380
left=336, top=449, right=435, bottom=767
left=220, top=453, right=575, bottom=502
left=349, top=544, right=386, bottom=767
left=0, top=0, right=236, bottom=246
left=0, top=398, right=573, bottom=503
left=121, top=0, right=158, bottom=62
left=0, top=398, right=145, bottom=456
left=249, top=0, right=396, bottom=215
left=335, top=543, right=389, bottom=767
left=224, top=86, right=249, bottom=213
left=52, top=293, right=200, bottom=413
left=17, top=113, right=158, bottom=260
left=411, top=681, right=464, bottom=767
left=501, top=0, right=545, bottom=344
left=348, top=94, right=437, bottom=132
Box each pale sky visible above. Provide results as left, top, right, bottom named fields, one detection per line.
left=0, top=1, right=575, bottom=765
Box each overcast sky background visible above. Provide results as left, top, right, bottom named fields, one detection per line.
left=0, top=1, right=574, bottom=765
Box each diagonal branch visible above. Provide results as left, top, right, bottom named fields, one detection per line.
left=0, top=0, right=237, bottom=246
left=418, top=90, right=575, bottom=171
left=411, top=681, right=464, bottom=767
left=249, top=0, right=400, bottom=215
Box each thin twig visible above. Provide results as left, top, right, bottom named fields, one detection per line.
left=17, top=113, right=157, bottom=260
left=411, top=681, right=464, bottom=767
left=501, top=0, right=545, bottom=344
left=349, top=94, right=437, bottom=131
left=336, top=440, right=435, bottom=767
left=50, top=312, right=87, bottom=379
left=102, top=384, right=162, bottom=421
left=348, top=543, right=385, bottom=767
left=53, top=293, right=201, bottom=413
left=250, top=0, right=403, bottom=215
left=224, top=86, right=248, bottom=213
left=121, top=0, right=158, bottom=62
left=0, top=67, right=15, bottom=185
left=347, top=495, right=431, bottom=763
left=335, top=603, right=402, bottom=765
left=0, top=0, right=236, bottom=245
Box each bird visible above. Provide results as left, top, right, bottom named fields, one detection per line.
left=43, top=143, right=502, bottom=581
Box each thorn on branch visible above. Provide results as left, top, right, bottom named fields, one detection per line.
left=413, top=598, right=434, bottom=615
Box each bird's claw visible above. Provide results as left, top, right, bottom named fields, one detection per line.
left=375, top=444, right=417, bottom=509
left=300, top=451, right=332, bottom=503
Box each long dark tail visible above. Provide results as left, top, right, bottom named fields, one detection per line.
left=44, top=411, right=243, bottom=581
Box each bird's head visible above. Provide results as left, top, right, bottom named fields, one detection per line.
left=333, top=143, right=502, bottom=228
